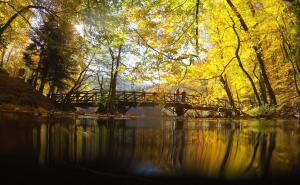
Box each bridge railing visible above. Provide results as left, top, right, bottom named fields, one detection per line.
left=52, top=91, right=228, bottom=106
left=115, top=91, right=160, bottom=104
left=51, top=90, right=255, bottom=111
left=52, top=91, right=99, bottom=105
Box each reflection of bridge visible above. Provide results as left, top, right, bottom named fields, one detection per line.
left=51, top=91, right=241, bottom=116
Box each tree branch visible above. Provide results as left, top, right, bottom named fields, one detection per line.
left=0, top=5, right=50, bottom=38
left=225, top=0, right=249, bottom=31
left=197, top=56, right=236, bottom=81
left=133, top=29, right=199, bottom=61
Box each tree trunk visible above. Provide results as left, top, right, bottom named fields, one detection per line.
left=38, top=60, right=48, bottom=94
left=253, top=46, right=277, bottom=105
left=39, top=78, right=46, bottom=94
left=295, top=49, right=300, bottom=73
left=32, top=70, right=39, bottom=89
left=195, top=0, right=201, bottom=54
left=108, top=62, right=115, bottom=112
left=109, top=75, right=117, bottom=113
left=259, top=74, right=268, bottom=104
left=291, top=60, right=300, bottom=96
left=108, top=46, right=122, bottom=114
left=4, top=48, right=13, bottom=66
left=253, top=63, right=268, bottom=104
left=97, top=73, right=104, bottom=93
left=0, top=49, right=5, bottom=68
left=220, top=75, right=239, bottom=115
left=253, top=62, right=268, bottom=104
left=235, top=87, right=241, bottom=109
left=47, top=82, right=55, bottom=98
left=28, top=71, right=35, bottom=86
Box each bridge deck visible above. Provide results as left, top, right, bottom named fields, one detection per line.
left=51, top=91, right=244, bottom=115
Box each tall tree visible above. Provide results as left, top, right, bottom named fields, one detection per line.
left=24, top=16, right=80, bottom=95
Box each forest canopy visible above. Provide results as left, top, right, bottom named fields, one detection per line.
left=0, top=0, right=300, bottom=114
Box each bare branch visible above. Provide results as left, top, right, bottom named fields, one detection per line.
left=65, top=53, right=96, bottom=96
left=197, top=57, right=236, bottom=81
left=133, top=29, right=199, bottom=61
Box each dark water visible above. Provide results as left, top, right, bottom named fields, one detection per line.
left=0, top=112, right=300, bottom=184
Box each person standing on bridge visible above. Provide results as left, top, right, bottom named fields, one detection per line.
left=175, top=88, right=181, bottom=102
left=181, top=90, right=186, bottom=103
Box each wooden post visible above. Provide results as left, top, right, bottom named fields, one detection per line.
left=182, top=91, right=186, bottom=103
left=175, top=103, right=184, bottom=116
left=142, top=91, right=145, bottom=102
left=175, top=91, right=186, bottom=116
left=153, top=92, right=157, bottom=103
left=52, top=94, right=56, bottom=103
left=93, top=92, right=97, bottom=102
left=76, top=92, right=79, bottom=104
left=133, top=91, right=136, bottom=103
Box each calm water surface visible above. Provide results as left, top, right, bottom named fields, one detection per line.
left=0, top=112, right=299, bottom=184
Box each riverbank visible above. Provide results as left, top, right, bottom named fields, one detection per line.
left=246, top=100, right=300, bottom=119
left=1, top=108, right=299, bottom=122
left=0, top=69, right=54, bottom=112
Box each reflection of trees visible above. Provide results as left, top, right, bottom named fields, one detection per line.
left=33, top=118, right=300, bottom=179
left=241, top=132, right=276, bottom=178
left=97, top=119, right=136, bottom=171
left=243, top=133, right=261, bottom=174
left=260, top=133, right=276, bottom=178
left=4, top=114, right=300, bottom=180
left=171, top=120, right=185, bottom=171
left=219, top=129, right=234, bottom=177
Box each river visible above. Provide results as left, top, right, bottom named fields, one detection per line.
left=0, top=112, right=299, bottom=184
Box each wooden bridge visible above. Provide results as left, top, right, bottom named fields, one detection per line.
left=51, top=91, right=243, bottom=116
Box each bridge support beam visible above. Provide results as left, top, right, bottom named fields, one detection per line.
left=175, top=103, right=185, bottom=116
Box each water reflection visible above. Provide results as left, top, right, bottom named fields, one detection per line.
left=0, top=113, right=299, bottom=180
